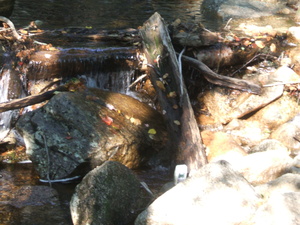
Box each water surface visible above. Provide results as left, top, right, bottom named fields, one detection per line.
left=11, top=0, right=208, bottom=30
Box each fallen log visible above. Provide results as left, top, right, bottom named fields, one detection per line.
left=181, top=54, right=262, bottom=94
left=140, top=12, right=208, bottom=172
left=0, top=86, right=69, bottom=113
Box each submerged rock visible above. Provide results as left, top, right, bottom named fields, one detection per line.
left=16, top=88, right=169, bottom=180
left=70, top=161, right=150, bottom=225
left=201, top=0, right=284, bottom=21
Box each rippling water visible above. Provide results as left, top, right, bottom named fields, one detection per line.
left=10, top=0, right=210, bottom=30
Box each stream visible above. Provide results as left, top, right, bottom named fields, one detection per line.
left=0, top=0, right=215, bottom=224
left=1, top=0, right=299, bottom=224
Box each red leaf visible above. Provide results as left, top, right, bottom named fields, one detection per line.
left=101, top=115, right=113, bottom=125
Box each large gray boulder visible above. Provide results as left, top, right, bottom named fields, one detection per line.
left=70, top=161, right=151, bottom=225
left=16, top=88, right=169, bottom=180
left=135, top=160, right=260, bottom=225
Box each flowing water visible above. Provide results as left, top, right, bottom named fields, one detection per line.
left=0, top=0, right=212, bottom=224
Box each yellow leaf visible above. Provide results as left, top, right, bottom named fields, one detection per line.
left=163, top=73, right=169, bottom=79
left=167, top=91, right=177, bottom=98
left=148, top=128, right=157, bottom=134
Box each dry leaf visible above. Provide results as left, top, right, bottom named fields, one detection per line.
left=270, top=43, right=276, bottom=52
left=130, top=117, right=142, bottom=126
left=163, top=73, right=169, bottom=79
left=174, top=120, right=181, bottom=125
left=255, top=40, right=265, bottom=48
left=167, top=91, right=177, bottom=98
left=156, top=80, right=166, bottom=91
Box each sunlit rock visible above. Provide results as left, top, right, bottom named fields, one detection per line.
left=287, top=46, right=300, bottom=75
left=250, top=139, right=288, bottom=153
left=201, top=130, right=247, bottom=162
left=135, top=160, right=260, bottom=225
left=255, top=173, right=300, bottom=198
left=287, top=26, right=300, bottom=44
left=249, top=94, right=300, bottom=130
left=201, top=65, right=300, bottom=124
left=229, top=149, right=295, bottom=185
left=250, top=192, right=300, bottom=225
left=271, top=114, right=300, bottom=154
left=225, top=119, right=270, bottom=148
left=70, top=161, right=150, bottom=225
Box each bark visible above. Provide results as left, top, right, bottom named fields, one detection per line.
left=140, top=12, right=208, bottom=172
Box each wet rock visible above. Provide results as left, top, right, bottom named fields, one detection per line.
left=70, top=161, right=150, bottom=225
left=135, top=161, right=260, bottom=225
left=270, top=114, right=300, bottom=154
left=201, top=130, right=247, bottom=162
left=229, top=149, right=295, bottom=185
left=250, top=192, right=300, bottom=225
left=16, top=89, right=168, bottom=180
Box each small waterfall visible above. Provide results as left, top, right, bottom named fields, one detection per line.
left=0, top=69, right=16, bottom=140
left=26, top=47, right=138, bottom=93
left=0, top=47, right=139, bottom=140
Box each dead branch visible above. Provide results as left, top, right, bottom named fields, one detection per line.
left=0, top=86, right=69, bottom=113
left=0, top=16, right=21, bottom=40
left=180, top=54, right=262, bottom=95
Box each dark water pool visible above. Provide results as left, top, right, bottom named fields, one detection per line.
left=9, top=0, right=215, bottom=30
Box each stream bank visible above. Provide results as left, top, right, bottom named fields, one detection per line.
left=1, top=0, right=300, bottom=224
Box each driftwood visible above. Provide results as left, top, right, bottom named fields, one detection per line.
left=0, top=16, right=21, bottom=40
left=140, top=12, right=208, bottom=172
left=0, top=86, right=69, bottom=113
left=181, top=54, right=262, bottom=94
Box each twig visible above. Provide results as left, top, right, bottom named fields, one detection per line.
left=39, top=176, right=81, bottom=183
left=178, top=46, right=186, bottom=105
left=263, top=81, right=300, bottom=87
left=231, top=54, right=276, bottom=76
left=224, top=18, right=233, bottom=30
left=129, top=74, right=147, bottom=88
